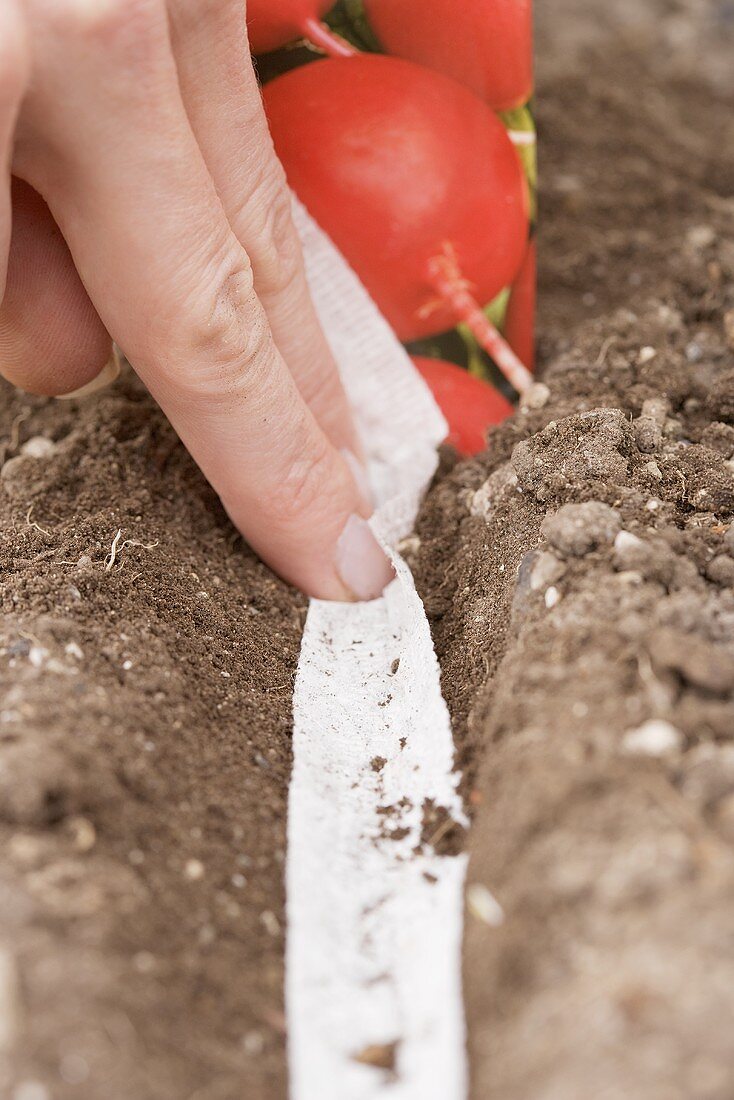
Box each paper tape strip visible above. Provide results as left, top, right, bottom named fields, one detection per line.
left=286, top=201, right=468, bottom=1100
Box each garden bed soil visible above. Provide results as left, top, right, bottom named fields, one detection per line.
left=413, top=0, right=734, bottom=1096
left=1, top=0, right=733, bottom=1097
left=0, top=381, right=305, bottom=1099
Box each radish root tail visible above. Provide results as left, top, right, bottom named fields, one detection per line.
left=301, top=17, right=358, bottom=58
left=426, top=244, right=533, bottom=395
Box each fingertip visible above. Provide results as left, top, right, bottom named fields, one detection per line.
left=55, top=346, right=120, bottom=399
left=334, top=514, right=395, bottom=602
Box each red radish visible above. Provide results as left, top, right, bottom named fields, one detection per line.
left=246, top=0, right=356, bottom=56
left=503, top=239, right=536, bottom=371
left=264, top=56, right=532, bottom=392
left=412, top=356, right=513, bottom=455
left=364, top=0, right=532, bottom=111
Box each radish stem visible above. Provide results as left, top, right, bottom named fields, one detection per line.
left=302, top=17, right=358, bottom=58
left=426, top=247, right=533, bottom=394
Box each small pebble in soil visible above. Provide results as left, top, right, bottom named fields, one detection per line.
left=260, top=910, right=280, bottom=936
left=641, top=397, right=669, bottom=426
left=644, top=460, right=663, bottom=479
left=541, top=501, right=621, bottom=558
left=724, top=309, right=734, bottom=350
left=614, top=530, right=643, bottom=553
left=530, top=551, right=565, bottom=592
left=544, top=586, right=561, bottom=608
left=466, top=883, right=505, bottom=927
left=687, top=224, right=716, bottom=249
left=66, top=816, right=96, bottom=852
left=706, top=555, right=734, bottom=585
left=20, top=436, right=55, bottom=459
left=632, top=415, right=663, bottom=453
left=520, top=382, right=550, bottom=411
left=27, top=646, right=48, bottom=669
left=242, top=1030, right=265, bottom=1056
left=470, top=464, right=518, bottom=519
left=184, top=859, right=205, bottom=881
left=622, top=719, right=683, bottom=756
left=198, top=924, right=216, bottom=947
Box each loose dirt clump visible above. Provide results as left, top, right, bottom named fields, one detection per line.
left=0, top=377, right=305, bottom=1099
left=414, top=0, right=734, bottom=1096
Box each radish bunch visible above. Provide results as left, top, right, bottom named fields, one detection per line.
left=411, top=357, right=513, bottom=455
left=264, top=56, right=532, bottom=391
left=253, top=0, right=535, bottom=439
left=504, top=240, right=536, bottom=371
left=364, top=0, right=532, bottom=111
left=247, top=0, right=532, bottom=114
left=246, top=0, right=355, bottom=57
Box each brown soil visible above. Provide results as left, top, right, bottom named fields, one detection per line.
left=0, top=378, right=306, bottom=1099
left=3, top=2, right=734, bottom=1098
left=413, top=1, right=734, bottom=1097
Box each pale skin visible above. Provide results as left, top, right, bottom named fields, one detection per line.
left=0, top=0, right=394, bottom=600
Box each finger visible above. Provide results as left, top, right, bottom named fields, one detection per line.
left=0, top=178, right=113, bottom=395
left=0, top=0, right=28, bottom=301
left=22, top=0, right=391, bottom=600
left=168, top=0, right=363, bottom=458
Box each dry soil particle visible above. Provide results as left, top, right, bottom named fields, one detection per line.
left=414, top=1, right=734, bottom=1097
left=0, top=376, right=306, bottom=1100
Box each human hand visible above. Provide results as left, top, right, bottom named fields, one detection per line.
left=0, top=0, right=394, bottom=600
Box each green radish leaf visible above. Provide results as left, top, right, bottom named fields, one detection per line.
left=500, top=106, right=537, bottom=225
left=325, top=0, right=382, bottom=51
left=485, top=286, right=511, bottom=330
left=457, top=324, right=491, bottom=380
left=404, top=329, right=471, bottom=370
left=499, top=106, right=534, bottom=133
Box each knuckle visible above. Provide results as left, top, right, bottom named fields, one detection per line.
left=235, top=159, right=305, bottom=299
left=170, top=254, right=273, bottom=398
left=269, top=440, right=340, bottom=530
left=257, top=190, right=304, bottom=298
left=46, top=0, right=161, bottom=54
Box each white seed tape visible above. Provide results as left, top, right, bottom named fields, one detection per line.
left=287, top=199, right=468, bottom=1100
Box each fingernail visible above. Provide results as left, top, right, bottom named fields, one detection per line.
left=341, top=447, right=374, bottom=509
left=336, top=514, right=395, bottom=601
left=56, top=347, right=120, bottom=401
